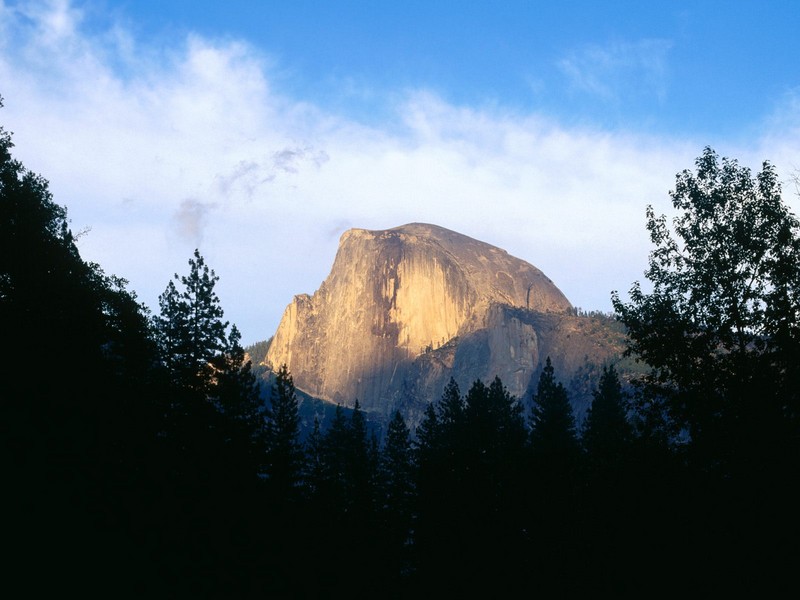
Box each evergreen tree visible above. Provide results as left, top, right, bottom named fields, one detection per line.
left=318, top=403, right=351, bottom=511
left=154, top=250, right=229, bottom=393
left=378, top=410, right=415, bottom=584
left=210, top=325, right=267, bottom=479
left=462, top=377, right=528, bottom=579
left=379, top=410, right=415, bottom=523
left=264, top=364, right=303, bottom=499
left=415, top=376, right=528, bottom=593
left=526, top=358, right=582, bottom=592
left=530, top=357, right=579, bottom=457
left=414, top=402, right=441, bottom=468
left=582, top=365, right=632, bottom=469
left=155, top=279, right=185, bottom=381
left=303, top=416, right=326, bottom=499
left=464, top=378, right=527, bottom=474
left=438, top=377, right=465, bottom=432
left=412, top=399, right=441, bottom=564
left=347, top=399, right=374, bottom=513
left=152, top=250, right=237, bottom=490
left=486, top=375, right=528, bottom=451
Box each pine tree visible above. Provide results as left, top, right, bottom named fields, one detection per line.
left=379, top=410, right=415, bottom=517
left=486, top=375, right=527, bottom=450
left=323, top=403, right=350, bottom=505
left=530, top=357, right=579, bottom=457
left=210, top=325, right=267, bottom=478
left=347, top=399, right=374, bottom=513
left=439, top=377, right=464, bottom=431
left=462, top=377, right=527, bottom=553
left=303, top=416, right=326, bottom=499
left=526, top=358, right=582, bottom=590
left=155, top=279, right=185, bottom=381
left=582, top=365, right=632, bottom=470
left=414, top=402, right=441, bottom=466
left=155, top=249, right=229, bottom=393
left=378, top=410, right=415, bottom=581
left=264, top=364, right=303, bottom=500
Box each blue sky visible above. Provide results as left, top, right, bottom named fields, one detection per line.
left=2, top=0, right=799, bottom=343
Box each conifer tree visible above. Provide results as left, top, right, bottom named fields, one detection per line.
left=210, top=325, right=267, bottom=478
left=582, top=365, right=632, bottom=469
left=303, top=416, right=326, bottom=499
left=264, top=364, right=303, bottom=498
left=323, top=403, right=350, bottom=501
left=486, top=375, right=528, bottom=450
left=155, top=250, right=229, bottom=393
left=379, top=410, right=415, bottom=518
left=530, top=357, right=579, bottom=457
left=414, top=402, right=441, bottom=462
left=526, top=358, right=582, bottom=590
left=439, top=377, right=465, bottom=432
left=378, top=410, right=415, bottom=580
left=347, top=399, right=374, bottom=513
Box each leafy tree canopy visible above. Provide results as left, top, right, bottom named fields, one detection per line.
left=613, top=147, right=800, bottom=467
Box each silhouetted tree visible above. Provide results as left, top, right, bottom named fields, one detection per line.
left=612, top=147, right=800, bottom=593
left=155, top=249, right=229, bottom=394
left=525, top=357, right=582, bottom=590
left=322, top=403, right=350, bottom=507
left=530, top=357, right=579, bottom=458
left=379, top=411, right=414, bottom=525
left=414, top=402, right=440, bottom=466
left=582, top=365, right=632, bottom=470
left=376, top=410, right=415, bottom=586
left=0, top=97, right=171, bottom=592
left=211, top=325, right=267, bottom=479
left=438, top=377, right=465, bottom=432
left=414, top=376, right=527, bottom=594
left=612, top=147, right=800, bottom=472
left=347, top=399, right=374, bottom=514
left=303, top=416, right=326, bottom=498
left=264, top=364, right=302, bottom=500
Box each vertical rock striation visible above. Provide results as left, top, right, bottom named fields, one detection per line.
left=267, top=223, right=597, bottom=419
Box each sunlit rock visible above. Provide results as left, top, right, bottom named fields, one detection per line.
left=266, top=223, right=619, bottom=423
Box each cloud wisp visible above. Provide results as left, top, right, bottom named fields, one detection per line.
left=558, top=38, right=673, bottom=104
left=1, top=2, right=797, bottom=343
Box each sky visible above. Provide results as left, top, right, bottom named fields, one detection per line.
left=1, top=0, right=799, bottom=345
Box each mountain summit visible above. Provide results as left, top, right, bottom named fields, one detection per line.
left=266, top=223, right=618, bottom=422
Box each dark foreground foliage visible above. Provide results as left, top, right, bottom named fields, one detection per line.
left=3, top=102, right=798, bottom=596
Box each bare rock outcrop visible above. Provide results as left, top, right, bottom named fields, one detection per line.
left=266, top=223, right=619, bottom=422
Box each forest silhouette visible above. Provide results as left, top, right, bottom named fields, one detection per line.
left=2, top=98, right=799, bottom=596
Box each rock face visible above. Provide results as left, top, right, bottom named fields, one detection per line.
left=266, top=223, right=620, bottom=423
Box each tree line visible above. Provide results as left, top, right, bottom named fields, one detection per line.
left=3, top=94, right=799, bottom=595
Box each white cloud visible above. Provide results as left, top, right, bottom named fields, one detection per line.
left=2, top=2, right=797, bottom=344
left=558, top=39, right=673, bottom=103
left=757, top=88, right=800, bottom=185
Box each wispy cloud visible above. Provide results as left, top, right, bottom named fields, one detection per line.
left=174, top=199, right=215, bottom=245
left=558, top=39, right=673, bottom=103
left=1, top=2, right=797, bottom=343
left=272, top=146, right=330, bottom=173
